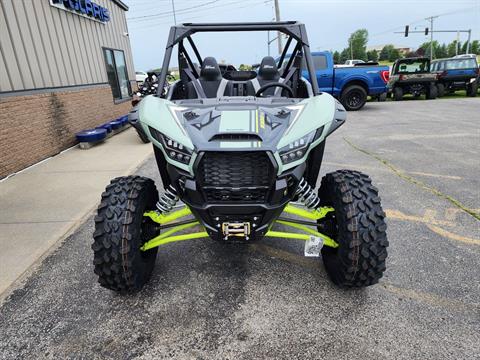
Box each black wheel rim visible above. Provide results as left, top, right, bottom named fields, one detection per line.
left=347, top=91, right=364, bottom=108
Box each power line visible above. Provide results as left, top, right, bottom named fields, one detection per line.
left=127, top=0, right=220, bottom=21
left=129, top=0, right=270, bottom=29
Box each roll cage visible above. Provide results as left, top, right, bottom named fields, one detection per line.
left=156, top=21, right=320, bottom=97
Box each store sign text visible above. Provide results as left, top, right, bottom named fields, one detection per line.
left=50, top=0, right=110, bottom=23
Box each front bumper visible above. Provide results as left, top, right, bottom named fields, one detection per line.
left=167, top=156, right=306, bottom=241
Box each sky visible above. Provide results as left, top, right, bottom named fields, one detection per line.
left=124, top=0, right=480, bottom=71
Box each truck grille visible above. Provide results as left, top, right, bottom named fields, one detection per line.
left=198, top=151, right=273, bottom=203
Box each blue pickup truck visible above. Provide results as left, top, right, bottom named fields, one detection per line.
left=282, top=51, right=390, bottom=110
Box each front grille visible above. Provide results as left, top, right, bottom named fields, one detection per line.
left=198, top=151, right=273, bottom=203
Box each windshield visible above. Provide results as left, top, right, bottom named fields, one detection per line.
left=396, top=59, right=429, bottom=74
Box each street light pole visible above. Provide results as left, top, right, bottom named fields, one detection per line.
left=426, top=15, right=438, bottom=61
left=171, top=0, right=177, bottom=25
left=274, top=0, right=282, bottom=54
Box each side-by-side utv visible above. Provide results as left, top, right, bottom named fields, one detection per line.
left=93, top=22, right=388, bottom=294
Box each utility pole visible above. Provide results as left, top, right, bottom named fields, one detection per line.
left=425, top=15, right=438, bottom=61
left=466, top=29, right=471, bottom=53
left=456, top=31, right=460, bottom=55
left=274, top=0, right=282, bottom=54
left=171, top=0, right=177, bottom=25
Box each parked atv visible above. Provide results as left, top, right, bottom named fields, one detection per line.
left=431, top=57, right=478, bottom=97
left=388, top=57, right=437, bottom=100
left=93, top=22, right=388, bottom=294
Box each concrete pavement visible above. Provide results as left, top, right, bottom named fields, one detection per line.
left=0, top=98, right=479, bottom=359
left=0, top=128, right=152, bottom=297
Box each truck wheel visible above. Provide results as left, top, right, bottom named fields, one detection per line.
left=466, top=82, right=478, bottom=97
left=317, top=170, right=388, bottom=288
left=340, top=85, right=367, bottom=111
left=377, top=93, right=387, bottom=102
left=425, top=84, right=437, bottom=99
left=92, top=176, right=159, bottom=294
left=393, top=87, right=403, bottom=101
left=436, top=83, right=445, bottom=97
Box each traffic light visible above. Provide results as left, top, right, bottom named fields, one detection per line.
left=425, top=27, right=429, bottom=35
left=405, top=25, right=409, bottom=37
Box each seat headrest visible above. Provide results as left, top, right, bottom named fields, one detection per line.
left=258, top=56, right=279, bottom=80
left=200, top=57, right=222, bottom=81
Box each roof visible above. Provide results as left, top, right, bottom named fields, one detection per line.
left=165, top=21, right=309, bottom=47
left=111, top=0, right=128, bottom=11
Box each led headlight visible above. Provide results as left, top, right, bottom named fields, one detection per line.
left=279, top=127, right=323, bottom=164
left=149, top=127, right=193, bottom=164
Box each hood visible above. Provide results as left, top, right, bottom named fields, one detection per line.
left=179, top=106, right=297, bottom=152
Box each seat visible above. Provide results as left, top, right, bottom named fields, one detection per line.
left=247, top=56, right=281, bottom=96
left=186, top=57, right=231, bottom=99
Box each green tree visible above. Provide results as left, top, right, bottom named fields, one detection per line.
left=447, top=40, right=461, bottom=57
left=388, top=48, right=401, bottom=62
left=418, top=41, right=440, bottom=58
left=367, top=49, right=378, bottom=62
left=471, top=40, right=480, bottom=54
left=340, top=48, right=349, bottom=63
left=333, top=51, right=341, bottom=64
left=238, top=64, right=252, bottom=71
left=348, top=29, right=368, bottom=61
left=460, top=40, right=480, bottom=54
left=379, top=44, right=395, bottom=61
left=436, top=43, right=448, bottom=59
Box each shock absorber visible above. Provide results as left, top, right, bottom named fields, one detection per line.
left=295, top=178, right=321, bottom=209
left=156, top=184, right=179, bottom=214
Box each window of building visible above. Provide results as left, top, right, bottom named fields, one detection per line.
left=103, top=48, right=131, bottom=100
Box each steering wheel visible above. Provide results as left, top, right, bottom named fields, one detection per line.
left=255, top=82, right=294, bottom=98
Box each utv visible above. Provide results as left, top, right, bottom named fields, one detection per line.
left=388, top=57, right=437, bottom=100
left=431, top=57, right=479, bottom=97
left=93, top=22, right=388, bottom=294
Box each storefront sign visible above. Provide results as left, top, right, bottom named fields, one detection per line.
left=50, top=0, right=110, bottom=23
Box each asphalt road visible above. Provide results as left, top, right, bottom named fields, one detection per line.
left=1, top=98, right=479, bottom=359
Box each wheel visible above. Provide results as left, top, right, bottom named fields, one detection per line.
left=377, top=93, right=387, bottom=102
left=436, top=83, right=445, bottom=97
left=466, top=82, right=478, bottom=97
left=317, top=170, right=388, bottom=288
left=425, top=84, right=437, bottom=99
left=135, top=125, right=151, bottom=143
left=340, top=85, right=367, bottom=111
left=393, top=87, right=403, bottom=101
left=92, top=176, right=159, bottom=294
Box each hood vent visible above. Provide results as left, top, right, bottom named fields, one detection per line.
left=209, top=133, right=263, bottom=142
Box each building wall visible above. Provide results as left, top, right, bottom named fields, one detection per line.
left=0, top=0, right=135, bottom=92
left=0, top=85, right=131, bottom=178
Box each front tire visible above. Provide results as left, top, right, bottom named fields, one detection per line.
left=425, top=84, right=437, bottom=99
left=436, top=83, right=445, bottom=97
left=466, top=82, right=478, bottom=97
left=318, top=170, right=388, bottom=288
left=393, top=87, right=403, bottom=101
left=92, top=176, right=159, bottom=294
left=340, top=85, right=367, bottom=111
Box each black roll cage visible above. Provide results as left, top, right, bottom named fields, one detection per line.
left=156, top=21, right=319, bottom=96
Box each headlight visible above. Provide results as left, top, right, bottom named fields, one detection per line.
left=149, top=127, right=193, bottom=164
left=279, top=128, right=322, bottom=164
